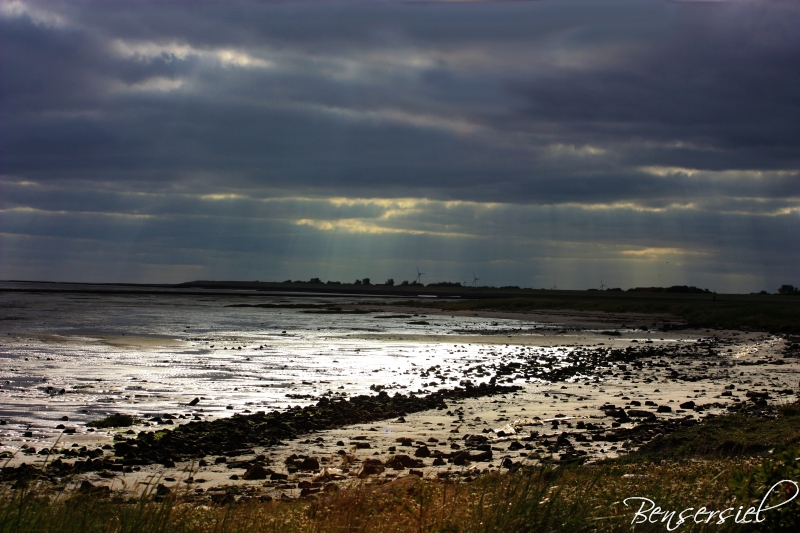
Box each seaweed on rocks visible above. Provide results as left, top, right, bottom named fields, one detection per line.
left=112, top=383, right=520, bottom=465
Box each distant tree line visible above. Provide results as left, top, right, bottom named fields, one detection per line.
left=627, top=285, right=712, bottom=294
left=271, top=279, right=799, bottom=295
left=778, top=284, right=799, bottom=295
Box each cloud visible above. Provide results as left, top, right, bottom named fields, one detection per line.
left=0, top=0, right=797, bottom=289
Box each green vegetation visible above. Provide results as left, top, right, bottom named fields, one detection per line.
left=618, top=409, right=800, bottom=462
left=86, top=414, right=137, bottom=429
left=400, top=295, right=800, bottom=333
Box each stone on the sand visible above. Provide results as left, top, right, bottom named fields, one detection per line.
left=243, top=465, right=272, bottom=480
left=414, top=446, right=431, bottom=457
left=387, top=455, right=424, bottom=470
left=359, top=459, right=385, bottom=477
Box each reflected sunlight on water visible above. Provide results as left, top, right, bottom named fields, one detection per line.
left=0, top=283, right=567, bottom=441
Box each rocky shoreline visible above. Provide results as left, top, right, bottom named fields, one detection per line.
left=2, top=328, right=797, bottom=502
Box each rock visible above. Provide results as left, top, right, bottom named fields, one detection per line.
left=270, top=472, right=288, bottom=480
left=432, top=457, right=446, bottom=466
left=299, top=457, right=320, bottom=471
left=679, top=401, right=695, bottom=410
left=604, top=408, right=628, bottom=420
left=451, top=451, right=471, bottom=466
left=627, top=410, right=656, bottom=420
left=387, top=455, right=424, bottom=470
left=657, top=405, right=672, bottom=413
left=414, top=446, right=431, bottom=458
left=359, top=459, right=385, bottom=477
left=501, top=458, right=514, bottom=468
left=463, top=434, right=488, bottom=446
left=108, top=383, right=522, bottom=466
left=471, top=450, right=492, bottom=462
left=243, top=465, right=272, bottom=480
left=189, top=398, right=200, bottom=406
left=155, top=483, right=171, bottom=496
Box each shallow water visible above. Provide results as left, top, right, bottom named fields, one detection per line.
left=0, top=282, right=569, bottom=442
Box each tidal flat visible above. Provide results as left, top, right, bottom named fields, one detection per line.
left=1, top=282, right=798, bottom=514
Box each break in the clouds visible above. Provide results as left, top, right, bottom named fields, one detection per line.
left=1, top=0, right=798, bottom=291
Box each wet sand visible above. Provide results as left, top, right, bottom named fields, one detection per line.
left=2, top=304, right=796, bottom=502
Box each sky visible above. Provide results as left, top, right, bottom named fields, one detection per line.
left=1, top=0, right=798, bottom=292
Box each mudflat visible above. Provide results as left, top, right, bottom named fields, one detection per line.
left=2, top=290, right=797, bottom=502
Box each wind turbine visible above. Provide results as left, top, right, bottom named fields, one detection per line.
left=599, top=280, right=606, bottom=291
left=415, top=267, right=424, bottom=284
left=550, top=283, right=558, bottom=290
left=472, top=272, right=480, bottom=287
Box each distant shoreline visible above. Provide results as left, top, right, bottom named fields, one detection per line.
left=2, top=279, right=794, bottom=303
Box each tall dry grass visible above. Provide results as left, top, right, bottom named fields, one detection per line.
left=2, top=458, right=775, bottom=533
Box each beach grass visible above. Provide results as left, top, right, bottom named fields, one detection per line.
left=0, top=459, right=754, bottom=533
left=618, top=410, right=800, bottom=462
left=3, top=435, right=798, bottom=533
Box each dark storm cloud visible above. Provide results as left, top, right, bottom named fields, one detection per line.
left=3, top=0, right=797, bottom=200
left=0, top=0, right=797, bottom=289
